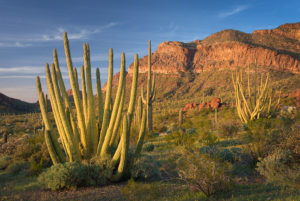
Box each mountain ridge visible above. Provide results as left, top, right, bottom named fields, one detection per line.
left=128, top=22, right=300, bottom=74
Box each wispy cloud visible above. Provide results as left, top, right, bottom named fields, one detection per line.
left=0, top=66, right=46, bottom=74
left=219, top=5, right=249, bottom=18
left=0, top=42, right=32, bottom=47
left=72, top=51, right=136, bottom=63
left=158, top=22, right=180, bottom=38
left=34, top=22, right=119, bottom=42
left=0, top=66, right=109, bottom=78
left=0, top=22, right=119, bottom=48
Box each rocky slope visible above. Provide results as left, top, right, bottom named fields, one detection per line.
left=128, top=22, right=300, bottom=74
left=106, top=22, right=300, bottom=106
left=0, top=93, right=38, bottom=114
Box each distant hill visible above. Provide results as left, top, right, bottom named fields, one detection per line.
left=128, top=22, right=300, bottom=74
left=106, top=22, right=300, bottom=106
left=0, top=93, right=38, bottom=114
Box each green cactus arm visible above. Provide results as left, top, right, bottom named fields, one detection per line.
left=110, top=85, right=125, bottom=146
left=84, top=43, right=97, bottom=155
left=53, top=48, right=70, bottom=108
left=36, top=76, right=64, bottom=163
left=44, top=130, right=61, bottom=165
left=45, top=64, right=72, bottom=160
left=111, top=138, right=122, bottom=167
left=132, top=106, right=147, bottom=165
left=100, top=52, right=126, bottom=157
left=146, top=40, right=152, bottom=106
left=63, top=32, right=87, bottom=153
left=136, top=96, right=143, bottom=126
left=81, top=65, right=88, bottom=125
left=141, top=86, right=146, bottom=104
left=127, top=54, right=139, bottom=126
left=97, top=48, right=114, bottom=155
left=96, top=68, right=104, bottom=129
left=50, top=64, right=81, bottom=161
left=54, top=49, right=81, bottom=149
left=150, top=73, right=155, bottom=101
left=113, top=115, right=129, bottom=181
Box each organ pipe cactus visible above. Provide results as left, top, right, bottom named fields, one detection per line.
left=36, top=32, right=147, bottom=180
left=141, top=40, right=156, bottom=133
left=232, top=63, right=280, bottom=124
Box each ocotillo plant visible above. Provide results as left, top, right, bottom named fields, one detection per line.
left=232, top=63, right=280, bottom=124
left=141, top=40, right=156, bottom=133
left=36, top=32, right=147, bottom=181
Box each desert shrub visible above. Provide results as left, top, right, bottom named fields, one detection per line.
left=218, top=121, right=240, bottom=138
left=131, top=155, right=161, bottom=181
left=204, top=87, right=214, bottom=96
left=166, top=129, right=197, bottom=147
left=257, top=149, right=300, bottom=189
left=176, top=149, right=233, bottom=197
left=199, top=145, right=219, bottom=156
left=219, top=148, right=242, bottom=163
left=200, top=131, right=219, bottom=146
left=13, top=134, right=51, bottom=169
left=142, top=143, right=155, bottom=152
left=277, top=124, right=300, bottom=157
left=6, top=160, right=30, bottom=175
left=0, top=155, right=11, bottom=170
left=121, top=179, right=162, bottom=201
left=38, top=162, right=112, bottom=190
left=244, top=118, right=292, bottom=163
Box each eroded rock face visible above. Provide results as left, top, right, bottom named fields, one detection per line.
left=183, top=97, right=223, bottom=112
left=128, top=22, right=300, bottom=75
left=289, top=89, right=300, bottom=108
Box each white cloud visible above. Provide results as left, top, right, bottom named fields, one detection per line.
left=0, top=66, right=45, bottom=74
left=0, top=42, right=32, bottom=47
left=0, top=22, right=119, bottom=47
left=219, top=5, right=249, bottom=18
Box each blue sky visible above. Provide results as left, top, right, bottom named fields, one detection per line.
left=0, top=0, right=299, bottom=102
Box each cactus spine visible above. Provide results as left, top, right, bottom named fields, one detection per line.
left=141, top=40, right=156, bottom=133
left=232, top=62, right=280, bottom=124
left=36, top=32, right=148, bottom=181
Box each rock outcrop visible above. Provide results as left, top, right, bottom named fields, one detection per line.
left=128, top=22, right=300, bottom=74
left=183, top=97, right=224, bottom=111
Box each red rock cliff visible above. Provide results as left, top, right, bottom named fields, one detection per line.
left=128, top=22, right=300, bottom=74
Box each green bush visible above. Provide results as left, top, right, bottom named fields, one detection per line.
left=218, top=121, right=239, bottom=138
left=257, top=149, right=300, bottom=189
left=131, top=155, right=161, bottom=181
left=176, top=149, right=233, bottom=197
left=142, top=143, right=155, bottom=152
left=13, top=134, right=51, bottom=169
left=166, top=129, right=197, bottom=147
left=200, top=131, right=219, bottom=147
left=38, top=162, right=113, bottom=190
left=219, top=148, right=242, bottom=163
left=0, top=155, right=11, bottom=170
left=6, top=160, right=30, bottom=175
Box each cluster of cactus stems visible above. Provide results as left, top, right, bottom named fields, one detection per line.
left=232, top=62, right=280, bottom=124
left=141, top=40, right=156, bottom=133
left=36, top=32, right=147, bottom=181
